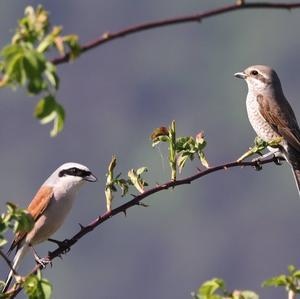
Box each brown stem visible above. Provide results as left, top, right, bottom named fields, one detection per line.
left=7, top=155, right=284, bottom=298
left=0, top=250, right=17, bottom=276
left=51, top=2, right=300, bottom=65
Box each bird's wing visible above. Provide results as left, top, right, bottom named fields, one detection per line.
left=257, top=94, right=300, bottom=152
left=8, top=186, right=54, bottom=254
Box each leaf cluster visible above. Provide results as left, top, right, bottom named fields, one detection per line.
left=0, top=203, right=34, bottom=248
left=237, top=136, right=283, bottom=162
left=23, top=271, right=52, bottom=299
left=105, top=156, right=148, bottom=211
left=151, top=121, right=209, bottom=180
left=192, top=278, right=258, bottom=299
left=0, top=204, right=52, bottom=298
left=262, top=265, right=300, bottom=294
left=0, top=5, right=80, bottom=136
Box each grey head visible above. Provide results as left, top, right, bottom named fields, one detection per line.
left=234, top=65, right=283, bottom=95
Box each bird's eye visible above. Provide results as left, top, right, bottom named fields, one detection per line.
left=69, top=168, right=77, bottom=175
left=250, top=70, right=258, bottom=76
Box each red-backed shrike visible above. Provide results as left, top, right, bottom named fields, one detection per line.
left=235, top=65, right=300, bottom=197
left=2, top=162, right=97, bottom=292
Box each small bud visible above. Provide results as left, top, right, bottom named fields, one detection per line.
left=150, top=127, right=169, bottom=141
left=195, top=131, right=205, bottom=144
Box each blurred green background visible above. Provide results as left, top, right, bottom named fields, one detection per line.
left=1, top=0, right=300, bottom=298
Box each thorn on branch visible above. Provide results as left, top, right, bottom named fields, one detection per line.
left=123, top=210, right=127, bottom=217
left=57, top=254, right=63, bottom=260
left=48, top=238, right=71, bottom=254
left=138, top=202, right=149, bottom=208
left=253, top=161, right=263, bottom=171
left=78, top=223, right=85, bottom=229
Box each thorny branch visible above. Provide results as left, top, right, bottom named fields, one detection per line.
left=3, top=1, right=300, bottom=296
left=51, top=1, right=300, bottom=65
left=7, top=155, right=284, bottom=298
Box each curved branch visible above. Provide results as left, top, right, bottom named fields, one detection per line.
left=8, top=155, right=284, bottom=298
left=51, top=2, right=300, bottom=65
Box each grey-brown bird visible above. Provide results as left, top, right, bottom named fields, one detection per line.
left=234, top=65, right=300, bottom=196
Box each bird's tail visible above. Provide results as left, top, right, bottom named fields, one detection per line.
left=291, top=167, right=300, bottom=198
left=2, top=244, right=29, bottom=293
left=287, top=148, right=300, bottom=198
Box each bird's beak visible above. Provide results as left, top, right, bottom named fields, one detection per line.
left=84, top=173, right=98, bottom=182
left=234, top=72, right=247, bottom=79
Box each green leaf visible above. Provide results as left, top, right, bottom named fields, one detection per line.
left=199, top=151, right=209, bottom=168
left=238, top=290, right=259, bottom=299
left=14, top=210, right=34, bottom=234
left=34, top=95, right=65, bottom=137
left=115, top=178, right=129, bottom=197
left=3, top=202, right=34, bottom=233
left=198, top=278, right=225, bottom=298
left=61, top=34, right=81, bottom=59
left=34, top=95, right=56, bottom=119
left=1, top=44, right=49, bottom=93
left=136, top=167, right=148, bottom=176
left=262, top=275, right=288, bottom=287
left=105, top=155, right=117, bottom=212
left=50, top=102, right=65, bottom=137
left=177, top=153, right=190, bottom=173
left=128, top=168, right=148, bottom=193
left=24, top=271, right=52, bottom=299
left=237, top=136, right=282, bottom=162
left=37, top=26, right=62, bottom=53
left=44, top=62, right=59, bottom=89
left=292, top=270, right=300, bottom=279
left=288, top=265, right=296, bottom=274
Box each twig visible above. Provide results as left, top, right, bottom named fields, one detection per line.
left=51, top=2, right=300, bottom=65
left=8, top=155, right=284, bottom=298
left=0, top=250, right=17, bottom=276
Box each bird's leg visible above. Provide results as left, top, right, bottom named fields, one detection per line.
left=252, top=150, right=275, bottom=162
left=251, top=148, right=285, bottom=170
left=30, top=245, right=51, bottom=268
left=48, top=238, right=71, bottom=254
left=252, top=148, right=283, bottom=162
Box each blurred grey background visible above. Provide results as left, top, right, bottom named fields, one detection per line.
left=1, top=0, right=300, bottom=298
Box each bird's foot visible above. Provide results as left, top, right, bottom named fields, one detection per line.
left=252, top=160, right=263, bottom=171
left=252, top=151, right=283, bottom=167
left=34, top=255, right=52, bottom=268
left=48, top=238, right=71, bottom=254
left=272, top=153, right=284, bottom=165
left=30, top=245, right=52, bottom=268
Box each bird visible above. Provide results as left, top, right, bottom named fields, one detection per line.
left=234, top=65, right=300, bottom=196
left=2, top=162, right=97, bottom=293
